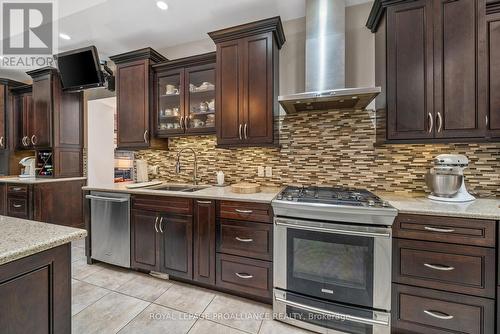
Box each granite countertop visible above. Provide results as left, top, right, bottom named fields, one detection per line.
left=0, top=216, right=87, bottom=266
left=83, top=182, right=282, bottom=204
left=378, top=192, right=500, bottom=220
left=0, top=176, right=87, bottom=184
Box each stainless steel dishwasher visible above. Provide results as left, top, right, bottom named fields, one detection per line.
left=86, top=191, right=131, bottom=268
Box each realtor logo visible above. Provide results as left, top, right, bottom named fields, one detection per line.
left=2, top=1, right=53, bottom=54
left=1, top=0, right=57, bottom=68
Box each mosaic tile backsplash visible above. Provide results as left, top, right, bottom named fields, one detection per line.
left=136, top=110, right=500, bottom=198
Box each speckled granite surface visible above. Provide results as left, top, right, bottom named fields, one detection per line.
left=0, top=216, right=87, bottom=265
left=379, top=192, right=500, bottom=220
left=83, top=183, right=282, bottom=204
left=0, top=176, right=87, bottom=184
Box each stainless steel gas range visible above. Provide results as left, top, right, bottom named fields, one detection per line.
left=272, top=186, right=398, bottom=334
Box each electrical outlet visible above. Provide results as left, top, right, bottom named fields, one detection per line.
left=265, top=166, right=272, bottom=177
left=257, top=166, right=265, bottom=177
left=149, top=165, right=159, bottom=175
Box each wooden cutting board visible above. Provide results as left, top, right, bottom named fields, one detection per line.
left=231, top=182, right=261, bottom=194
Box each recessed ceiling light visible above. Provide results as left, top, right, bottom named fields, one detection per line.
left=156, top=1, right=168, bottom=10
left=59, top=33, right=71, bottom=40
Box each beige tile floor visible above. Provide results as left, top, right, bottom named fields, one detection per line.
left=70, top=241, right=314, bottom=334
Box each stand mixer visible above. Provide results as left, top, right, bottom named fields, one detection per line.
left=426, top=154, right=475, bottom=202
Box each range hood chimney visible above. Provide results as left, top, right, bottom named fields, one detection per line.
left=279, top=0, right=380, bottom=113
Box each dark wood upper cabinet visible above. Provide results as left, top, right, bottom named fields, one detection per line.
left=434, top=0, right=486, bottom=139
left=369, top=0, right=494, bottom=142
left=0, top=79, right=25, bottom=152
left=209, top=17, right=285, bottom=147
left=24, top=68, right=84, bottom=178
left=486, top=4, right=500, bottom=138
left=386, top=0, right=434, bottom=140
left=152, top=53, right=216, bottom=138
left=110, top=48, right=167, bottom=149
left=12, top=85, right=33, bottom=150
left=193, top=199, right=216, bottom=285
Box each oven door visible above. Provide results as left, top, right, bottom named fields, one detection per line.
left=274, top=217, right=391, bottom=311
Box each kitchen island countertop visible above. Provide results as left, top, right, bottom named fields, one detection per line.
left=0, top=215, right=87, bottom=265
left=379, top=192, right=500, bottom=220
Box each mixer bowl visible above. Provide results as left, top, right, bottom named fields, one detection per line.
left=425, top=172, right=463, bottom=197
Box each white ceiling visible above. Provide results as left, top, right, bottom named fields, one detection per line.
left=1, top=0, right=373, bottom=82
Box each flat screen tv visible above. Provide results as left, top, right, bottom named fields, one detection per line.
left=55, top=46, right=104, bottom=91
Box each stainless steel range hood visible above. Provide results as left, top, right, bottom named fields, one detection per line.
left=279, top=0, right=380, bottom=113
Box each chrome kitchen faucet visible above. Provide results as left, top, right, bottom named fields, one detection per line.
left=175, top=148, right=199, bottom=185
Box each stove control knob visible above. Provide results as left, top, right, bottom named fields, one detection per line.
left=382, top=201, right=390, bottom=207
left=277, top=194, right=283, bottom=200
left=286, top=195, right=293, bottom=201
left=368, top=200, right=375, bottom=207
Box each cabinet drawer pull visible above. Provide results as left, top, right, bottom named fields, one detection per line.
left=424, top=263, right=455, bottom=271
left=423, top=310, right=454, bottom=320
left=197, top=200, right=212, bottom=204
left=235, top=209, right=253, bottom=214
left=235, top=237, right=253, bottom=243
left=424, top=226, right=455, bottom=233
left=427, top=112, right=433, bottom=133
left=235, top=273, right=253, bottom=279
left=159, top=217, right=164, bottom=233
left=11, top=187, right=23, bottom=191
left=154, top=216, right=159, bottom=233
left=12, top=204, right=22, bottom=208
left=238, top=124, right=243, bottom=140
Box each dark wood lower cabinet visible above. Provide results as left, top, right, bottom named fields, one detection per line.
left=193, top=200, right=216, bottom=285
left=131, top=209, right=159, bottom=272
left=159, top=214, right=193, bottom=280
left=0, top=244, right=71, bottom=334
left=392, top=283, right=495, bottom=334
left=216, top=253, right=272, bottom=300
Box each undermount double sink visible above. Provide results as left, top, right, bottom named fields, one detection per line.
left=149, top=184, right=209, bottom=193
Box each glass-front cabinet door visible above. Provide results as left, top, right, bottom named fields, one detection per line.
left=185, top=64, right=216, bottom=134
left=157, top=69, right=184, bottom=136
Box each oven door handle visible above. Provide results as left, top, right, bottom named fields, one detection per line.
left=275, top=296, right=390, bottom=327
left=274, top=221, right=391, bottom=238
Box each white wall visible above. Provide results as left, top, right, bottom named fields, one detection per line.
left=87, top=97, right=116, bottom=187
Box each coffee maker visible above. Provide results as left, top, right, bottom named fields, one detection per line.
left=19, top=156, right=36, bottom=178
left=425, top=154, right=475, bottom=202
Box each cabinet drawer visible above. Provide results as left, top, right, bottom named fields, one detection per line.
left=216, top=253, right=272, bottom=300
left=394, top=239, right=496, bottom=298
left=219, top=201, right=272, bottom=223
left=132, top=195, right=192, bottom=215
left=218, top=220, right=272, bottom=261
left=392, top=284, right=495, bottom=334
left=393, top=214, right=496, bottom=247
left=7, top=197, right=29, bottom=218
left=7, top=184, right=29, bottom=197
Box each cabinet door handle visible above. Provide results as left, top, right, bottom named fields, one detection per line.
left=485, top=115, right=489, bottom=127
left=159, top=217, right=164, bottom=233
left=424, top=263, right=455, bottom=271
left=180, top=117, right=184, bottom=130
left=31, top=135, right=37, bottom=145
left=12, top=204, right=22, bottom=208
left=235, top=273, right=253, bottom=279
left=22, top=136, right=27, bottom=146
left=235, top=209, right=253, bottom=214
left=427, top=113, right=433, bottom=133
left=235, top=237, right=253, bottom=243
left=143, top=130, right=148, bottom=144
left=184, top=117, right=188, bottom=129
left=436, top=112, right=443, bottom=133
left=244, top=123, right=248, bottom=139
left=424, top=226, right=455, bottom=233
left=197, top=200, right=212, bottom=204
left=25, top=136, right=31, bottom=146
left=423, top=310, right=454, bottom=320
left=0, top=136, right=4, bottom=147
left=154, top=216, right=159, bottom=233
left=238, top=124, right=243, bottom=140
